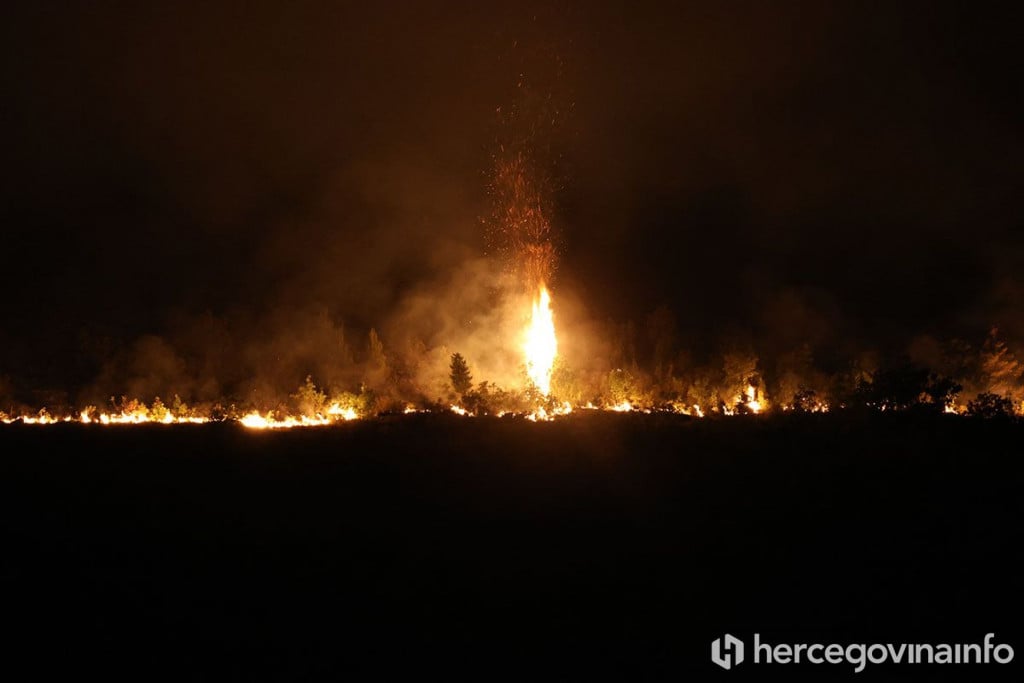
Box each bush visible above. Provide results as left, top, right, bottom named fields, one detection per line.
left=966, top=392, right=1015, bottom=419
left=149, top=397, right=169, bottom=422
left=791, top=388, right=819, bottom=413
left=293, top=376, right=327, bottom=416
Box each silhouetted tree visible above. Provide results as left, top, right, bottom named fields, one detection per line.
left=858, top=362, right=929, bottom=411
left=449, top=353, right=473, bottom=395
left=966, top=392, right=1015, bottom=419
left=791, top=387, right=820, bottom=413
left=922, top=373, right=962, bottom=412
left=855, top=362, right=961, bottom=413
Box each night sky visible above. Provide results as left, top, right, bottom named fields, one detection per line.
left=2, top=1, right=1022, bottom=395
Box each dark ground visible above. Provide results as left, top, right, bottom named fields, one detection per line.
left=1, top=413, right=1021, bottom=680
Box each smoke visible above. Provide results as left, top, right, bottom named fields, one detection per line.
left=2, top=2, right=1024, bottom=416
left=385, top=257, right=526, bottom=397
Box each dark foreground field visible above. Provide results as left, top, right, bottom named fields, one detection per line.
left=1, top=413, right=1021, bottom=680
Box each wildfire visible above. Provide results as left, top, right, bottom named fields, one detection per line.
left=607, top=400, right=654, bottom=414
left=745, top=384, right=763, bottom=414
left=326, top=403, right=359, bottom=421
left=524, top=285, right=558, bottom=396
left=526, top=401, right=573, bottom=422
left=240, top=401, right=360, bottom=429
left=97, top=410, right=209, bottom=425
left=5, top=407, right=212, bottom=425
left=239, top=413, right=332, bottom=429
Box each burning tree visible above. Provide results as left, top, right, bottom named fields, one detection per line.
left=721, top=351, right=765, bottom=414
left=449, top=353, right=473, bottom=396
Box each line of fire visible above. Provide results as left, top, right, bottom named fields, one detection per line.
left=2, top=78, right=1023, bottom=429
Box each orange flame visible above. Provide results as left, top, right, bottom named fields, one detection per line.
left=523, top=285, right=557, bottom=396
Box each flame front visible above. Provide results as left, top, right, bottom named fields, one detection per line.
left=745, top=384, right=763, bottom=414
left=239, top=401, right=360, bottom=429
left=524, top=285, right=558, bottom=396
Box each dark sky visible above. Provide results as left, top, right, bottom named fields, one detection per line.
left=2, top=1, right=1023, bottom=389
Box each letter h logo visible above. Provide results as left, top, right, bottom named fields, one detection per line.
left=711, top=633, right=745, bottom=670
